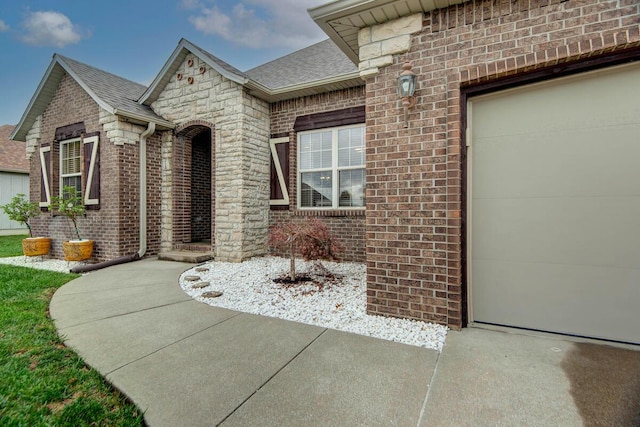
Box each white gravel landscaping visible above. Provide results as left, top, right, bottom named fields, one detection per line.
left=180, top=256, right=447, bottom=351
left=0, top=254, right=448, bottom=350
left=0, top=256, right=78, bottom=273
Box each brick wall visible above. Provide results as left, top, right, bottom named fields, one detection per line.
left=28, top=73, right=163, bottom=262
left=269, top=87, right=367, bottom=263
left=363, top=0, right=640, bottom=328
left=191, top=130, right=212, bottom=242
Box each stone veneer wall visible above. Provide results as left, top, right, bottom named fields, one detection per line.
left=151, top=52, right=270, bottom=262
left=360, top=0, right=640, bottom=328
left=269, top=87, right=367, bottom=263
left=26, top=73, right=162, bottom=261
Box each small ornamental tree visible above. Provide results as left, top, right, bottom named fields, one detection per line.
left=269, top=218, right=343, bottom=281
left=52, top=186, right=86, bottom=241
left=0, top=194, right=41, bottom=237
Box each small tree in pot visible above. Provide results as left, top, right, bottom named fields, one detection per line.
left=0, top=193, right=51, bottom=256
left=52, top=185, right=94, bottom=261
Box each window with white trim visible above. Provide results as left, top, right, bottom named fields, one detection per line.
left=60, top=138, right=82, bottom=195
left=298, top=124, right=365, bottom=209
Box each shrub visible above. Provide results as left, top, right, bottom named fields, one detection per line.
left=0, top=194, right=41, bottom=237
left=269, top=218, right=343, bottom=281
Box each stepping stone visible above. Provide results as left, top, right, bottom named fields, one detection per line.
left=183, top=275, right=200, bottom=282
left=195, top=267, right=209, bottom=272
left=191, top=281, right=209, bottom=289
left=202, top=291, right=223, bottom=299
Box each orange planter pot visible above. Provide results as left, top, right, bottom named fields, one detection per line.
left=22, top=237, right=52, bottom=257
left=62, top=240, right=94, bottom=261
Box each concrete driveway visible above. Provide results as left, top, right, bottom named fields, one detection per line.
left=49, top=258, right=640, bottom=426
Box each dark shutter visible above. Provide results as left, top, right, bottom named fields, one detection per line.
left=270, top=137, right=290, bottom=209
left=39, top=145, right=51, bottom=208
left=83, top=134, right=100, bottom=209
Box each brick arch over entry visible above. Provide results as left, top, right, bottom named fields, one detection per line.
left=172, top=121, right=216, bottom=252
left=175, top=120, right=215, bottom=138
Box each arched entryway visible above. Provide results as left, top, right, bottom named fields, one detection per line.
left=173, top=122, right=214, bottom=253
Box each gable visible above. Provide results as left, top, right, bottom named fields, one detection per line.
left=41, top=73, right=100, bottom=141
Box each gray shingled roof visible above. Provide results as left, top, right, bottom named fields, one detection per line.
left=13, top=38, right=361, bottom=141
left=245, top=39, right=358, bottom=89
left=58, top=55, right=169, bottom=124
left=196, top=46, right=248, bottom=80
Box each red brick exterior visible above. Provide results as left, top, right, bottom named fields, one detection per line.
left=269, top=87, right=367, bottom=263
left=173, top=122, right=215, bottom=251
left=365, top=0, right=640, bottom=328
left=29, top=73, right=163, bottom=262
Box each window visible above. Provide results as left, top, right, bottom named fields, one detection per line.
left=298, top=125, right=365, bottom=209
left=60, top=138, right=82, bottom=195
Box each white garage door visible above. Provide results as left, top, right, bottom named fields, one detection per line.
left=468, top=62, right=640, bottom=344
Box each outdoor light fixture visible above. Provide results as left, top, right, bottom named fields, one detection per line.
left=397, top=61, right=417, bottom=128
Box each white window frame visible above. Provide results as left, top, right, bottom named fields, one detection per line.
left=297, top=124, right=365, bottom=210
left=59, top=137, right=82, bottom=196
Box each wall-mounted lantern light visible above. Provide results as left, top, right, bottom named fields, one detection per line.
left=397, top=61, right=417, bottom=128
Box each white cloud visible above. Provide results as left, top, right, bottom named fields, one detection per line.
left=188, top=0, right=328, bottom=50
left=21, top=11, right=85, bottom=47
left=0, top=19, right=9, bottom=32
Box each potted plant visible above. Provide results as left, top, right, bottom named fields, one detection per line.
left=0, top=193, right=51, bottom=256
left=52, top=185, right=94, bottom=261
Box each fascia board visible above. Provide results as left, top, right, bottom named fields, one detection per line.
left=245, top=71, right=362, bottom=101
left=182, top=40, right=248, bottom=85
left=112, top=109, right=175, bottom=130
left=11, top=58, right=65, bottom=141
left=138, top=42, right=188, bottom=105
left=140, top=39, right=248, bottom=105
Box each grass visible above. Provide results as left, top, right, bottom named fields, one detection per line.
left=0, top=247, right=144, bottom=425
left=0, top=234, right=26, bottom=258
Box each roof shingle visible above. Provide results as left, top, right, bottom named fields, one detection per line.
left=0, top=125, right=29, bottom=173
left=245, top=39, right=358, bottom=89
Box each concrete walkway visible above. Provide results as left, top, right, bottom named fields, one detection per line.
left=50, top=258, right=640, bottom=426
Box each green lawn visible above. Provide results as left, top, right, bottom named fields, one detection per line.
left=0, top=234, right=25, bottom=258
left=0, top=239, right=144, bottom=425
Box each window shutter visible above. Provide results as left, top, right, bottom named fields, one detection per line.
left=270, top=137, right=289, bottom=208
left=39, top=146, right=51, bottom=208
left=83, top=135, right=100, bottom=208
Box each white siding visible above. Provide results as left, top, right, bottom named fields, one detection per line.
left=0, top=172, right=30, bottom=233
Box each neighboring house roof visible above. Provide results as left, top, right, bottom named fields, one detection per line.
left=11, top=55, right=174, bottom=141
left=0, top=125, right=29, bottom=173
left=309, top=0, right=469, bottom=63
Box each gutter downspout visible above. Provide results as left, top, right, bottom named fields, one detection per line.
left=71, top=122, right=156, bottom=274
left=138, top=122, right=156, bottom=258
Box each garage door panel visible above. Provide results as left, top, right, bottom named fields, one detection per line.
left=473, top=125, right=640, bottom=199
left=472, top=65, right=640, bottom=139
left=472, top=258, right=640, bottom=343
left=469, top=62, right=640, bottom=344
left=472, top=196, right=640, bottom=268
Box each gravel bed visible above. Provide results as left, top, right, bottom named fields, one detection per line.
left=0, top=256, right=79, bottom=273
left=180, top=256, right=447, bottom=351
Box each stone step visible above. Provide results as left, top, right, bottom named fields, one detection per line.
left=158, top=251, right=213, bottom=263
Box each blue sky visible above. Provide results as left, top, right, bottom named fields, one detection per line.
left=0, top=0, right=329, bottom=127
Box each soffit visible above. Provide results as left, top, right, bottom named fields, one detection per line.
left=309, top=0, right=470, bottom=63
